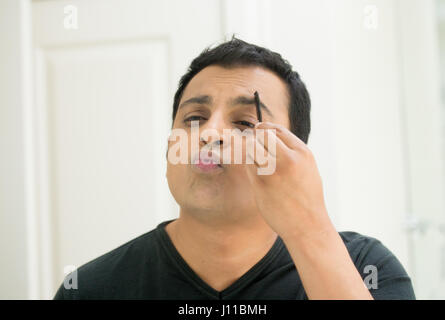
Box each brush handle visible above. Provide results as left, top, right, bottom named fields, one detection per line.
left=254, top=91, right=262, bottom=122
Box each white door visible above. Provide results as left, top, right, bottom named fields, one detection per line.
left=31, top=0, right=223, bottom=299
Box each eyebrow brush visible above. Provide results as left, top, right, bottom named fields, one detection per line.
left=254, top=91, right=262, bottom=123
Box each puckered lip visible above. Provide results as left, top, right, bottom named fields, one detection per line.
left=191, top=150, right=224, bottom=173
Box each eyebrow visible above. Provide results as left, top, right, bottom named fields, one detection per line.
left=178, top=94, right=274, bottom=118
left=230, top=95, right=273, bottom=118
left=178, top=95, right=212, bottom=109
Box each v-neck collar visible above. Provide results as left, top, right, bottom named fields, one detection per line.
left=156, top=219, right=284, bottom=299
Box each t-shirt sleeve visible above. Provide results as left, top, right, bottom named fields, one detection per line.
left=53, top=283, right=77, bottom=300
left=342, top=232, right=416, bottom=300
left=53, top=282, right=68, bottom=300
left=53, top=273, right=80, bottom=300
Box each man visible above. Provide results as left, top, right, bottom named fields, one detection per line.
left=54, top=37, right=415, bottom=300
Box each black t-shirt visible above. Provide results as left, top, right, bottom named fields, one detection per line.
left=53, top=219, right=416, bottom=300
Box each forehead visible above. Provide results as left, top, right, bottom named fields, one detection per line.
left=181, top=65, right=289, bottom=118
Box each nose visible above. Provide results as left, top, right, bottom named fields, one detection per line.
left=199, top=111, right=226, bottom=148
left=200, top=136, right=223, bottom=148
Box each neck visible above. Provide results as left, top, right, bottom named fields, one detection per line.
left=164, top=208, right=278, bottom=291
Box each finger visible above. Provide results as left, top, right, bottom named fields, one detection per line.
left=245, top=135, right=277, bottom=176
left=245, top=135, right=267, bottom=167
left=255, top=122, right=306, bottom=151
left=255, top=127, right=287, bottom=158
left=244, top=156, right=260, bottom=185
left=244, top=139, right=260, bottom=183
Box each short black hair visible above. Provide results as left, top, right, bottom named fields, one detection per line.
left=172, top=36, right=311, bottom=144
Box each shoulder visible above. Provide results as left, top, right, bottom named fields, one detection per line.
left=338, top=231, right=416, bottom=299
left=80, top=227, right=159, bottom=275
left=54, top=226, right=160, bottom=299
left=338, top=231, right=386, bottom=260
left=338, top=231, right=400, bottom=268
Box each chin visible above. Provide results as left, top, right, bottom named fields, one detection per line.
left=189, top=186, right=225, bottom=210
left=168, top=182, right=222, bottom=211
left=186, top=190, right=256, bottom=216
left=167, top=167, right=255, bottom=215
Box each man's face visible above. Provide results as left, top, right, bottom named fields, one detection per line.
left=166, top=65, right=290, bottom=219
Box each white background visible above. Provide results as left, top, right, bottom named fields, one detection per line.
left=1, top=0, right=444, bottom=299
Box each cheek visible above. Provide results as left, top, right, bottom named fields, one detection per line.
left=166, top=162, right=187, bottom=199
left=226, top=165, right=256, bottom=196
left=222, top=167, right=258, bottom=211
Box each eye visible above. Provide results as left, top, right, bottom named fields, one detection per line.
left=184, top=115, right=206, bottom=125
left=235, top=120, right=255, bottom=128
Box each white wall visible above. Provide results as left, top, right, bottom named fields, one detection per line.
left=0, top=0, right=32, bottom=299
left=396, top=0, right=445, bottom=298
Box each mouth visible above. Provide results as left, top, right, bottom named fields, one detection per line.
left=191, top=151, right=224, bottom=174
